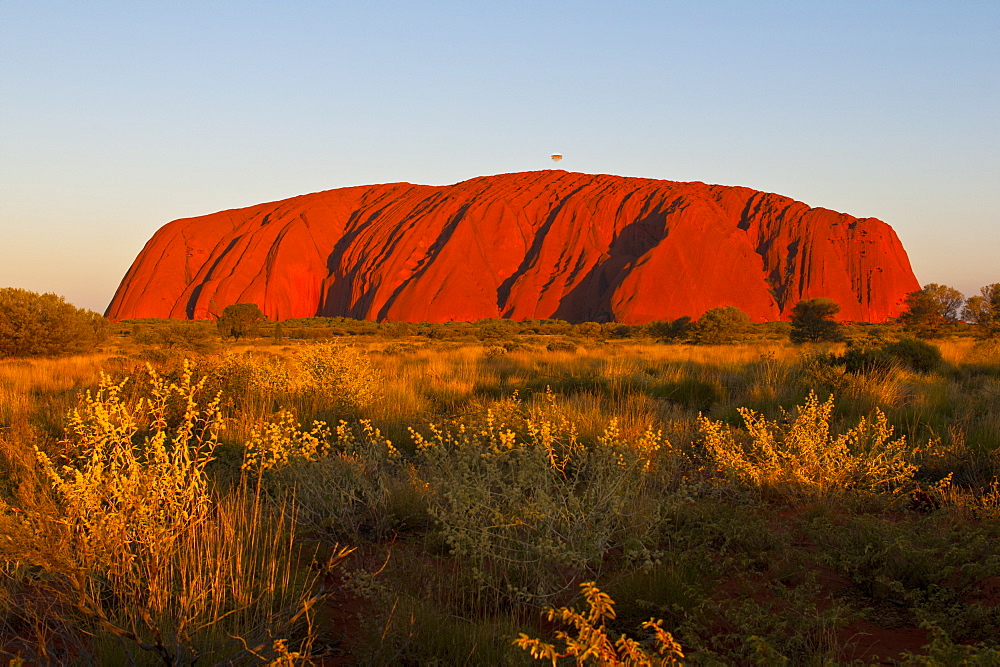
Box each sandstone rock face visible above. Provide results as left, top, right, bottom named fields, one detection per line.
left=106, top=171, right=919, bottom=323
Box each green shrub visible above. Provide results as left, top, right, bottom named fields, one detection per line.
left=546, top=340, right=578, bottom=353
left=0, top=288, right=108, bottom=357
left=790, top=298, right=842, bottom=343
left=571, top=322, right=604, bottom=339
left=412, top=407, right=669, bottom=609
left=476, top=319, right=515, bottom=341
left=881, top=337, right=944, bottom=373
left=216, top=302, right=267, bottom=340
left=690, top=307, right=750, bottom=345
left=838, top=338, right=943, bottom=375
left=243, top=413, right=405, bottom=540
left=131, top=320, right=218, bottom=352
left=647, top=317, right=693, bottom=343
left=838, top=345, right=896, bottom=375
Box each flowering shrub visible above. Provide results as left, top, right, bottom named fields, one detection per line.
left=243, top=410, right=330, bottom=472
left=242, top=410, right=403, bottom=538
left=19, top=362, right=331, bottom=663
left=294, top=343, right=382, bottom=410
left=211, top=351, right=298, bottom=395
left=699, top=391, right=917, bottom=496
left=210, top=343, right=382, bottom=412
left=35, top=362, right=221, bottom=568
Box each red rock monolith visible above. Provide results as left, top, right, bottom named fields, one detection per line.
left=106, top=171, right=919, bottom=323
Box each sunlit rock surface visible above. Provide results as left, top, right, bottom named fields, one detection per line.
left=106, top=171, right=919, bottom=323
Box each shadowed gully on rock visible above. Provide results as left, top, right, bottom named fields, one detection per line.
left=106, top=171, right=919, bottom=323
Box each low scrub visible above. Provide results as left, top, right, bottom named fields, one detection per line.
left=5, top=333, right=1000, bottom=662
left=0, top=288, right=108, bottom=358
left=412, top=404, right=671, bottom=610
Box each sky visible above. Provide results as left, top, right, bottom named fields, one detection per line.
left=1, top=1, right=998, bottom=314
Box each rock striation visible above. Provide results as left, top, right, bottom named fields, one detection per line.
left=106, top=171, right=919, bottom=323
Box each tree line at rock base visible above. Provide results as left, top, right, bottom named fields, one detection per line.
left=3, top=282, right=1000, bottom=359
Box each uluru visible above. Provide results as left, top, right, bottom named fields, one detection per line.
left=106, top=171, right=919, bottom=324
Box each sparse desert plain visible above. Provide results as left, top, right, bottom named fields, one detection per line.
left=4, top=306, right=1000, bottom=663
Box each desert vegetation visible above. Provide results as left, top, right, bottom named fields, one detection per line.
left=4, top=290, right=1000, bottom=663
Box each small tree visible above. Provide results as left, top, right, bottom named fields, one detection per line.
left=647, top=316, right=693, bottom=343
left=898, top=290, right=945, bottom=338
left=216, top=303, right=267, bottom=340
left=0, top=288, right=108, bottom=357
left=790, top=298, right=842, bottom=343
left=898, top=284, right=964, bottom=338
left=922, top=283, right=965, bottom=322
left=963, top=284, right=1000, bottom=337
left=690, top=306, right=750, bottom=345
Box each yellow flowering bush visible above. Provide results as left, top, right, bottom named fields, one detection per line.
left=35, top=362, right=221, bottom=568
left=242, top=409, right=403, bottom=538
left=295, top=343, right=382, bottom=410
left=243, top=410, right=331, bottom=472
left=212, top=351, right=298, bottom=395
left=698, top=391, right=917, bottom=497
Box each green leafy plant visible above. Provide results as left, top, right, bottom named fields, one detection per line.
left=413, top=403, right=669, bottom=609
left=0, top=288, right=108, bottom=358
left=690, top=306, right=750, bottom=345
left=245, top=413, right=405, bottom=539
left=790, top=298, right=842, bottom=343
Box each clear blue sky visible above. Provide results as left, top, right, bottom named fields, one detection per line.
left=2, top=1, right=997, bottom=314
